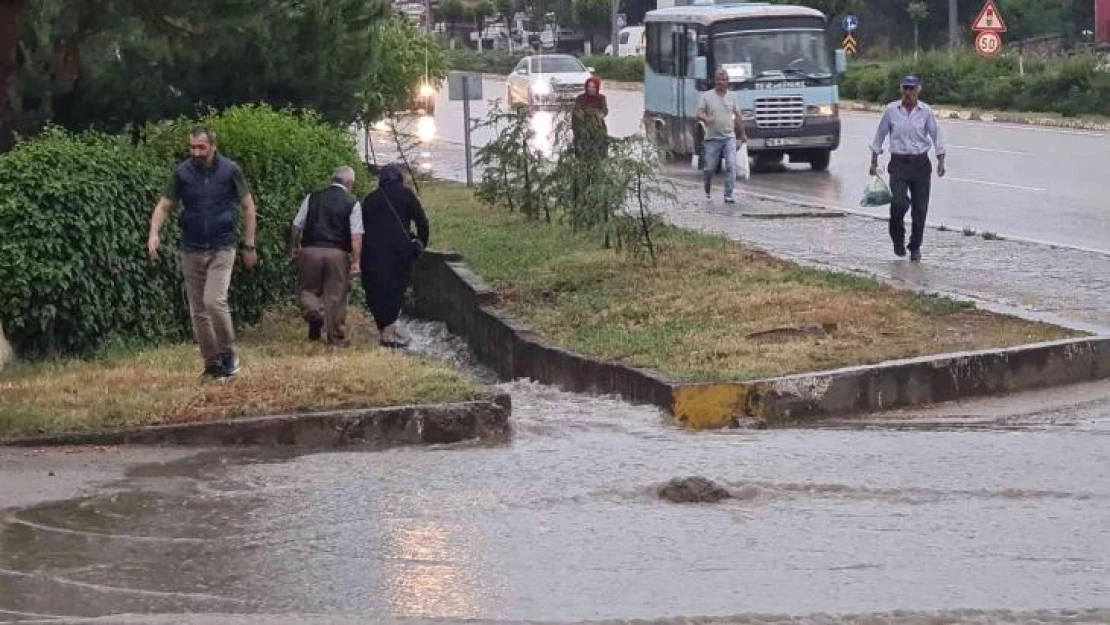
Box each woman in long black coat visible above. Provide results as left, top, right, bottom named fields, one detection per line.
left=360, top=165, right=430, bottom=347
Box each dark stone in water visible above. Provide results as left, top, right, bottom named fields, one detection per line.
left=658, top=476, right=733, bottom=504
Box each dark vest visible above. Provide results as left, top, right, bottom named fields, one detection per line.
left=303, top=185, right=356, bottom=252
left=175, top=155, right=241, bottom=252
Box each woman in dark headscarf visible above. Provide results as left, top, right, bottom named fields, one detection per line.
left=572, top=76, right=609, bottom=160
left=359, top=164, right=430, bottom=348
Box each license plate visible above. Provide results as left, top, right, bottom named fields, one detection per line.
left=766, top=138, right=800, bottom=147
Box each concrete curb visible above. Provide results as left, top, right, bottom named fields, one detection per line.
left=410, top=250, right=1110, bottom=429
left=841, top=99, right=1110, bottom=132
left=0, top=396, right=513, bottom=448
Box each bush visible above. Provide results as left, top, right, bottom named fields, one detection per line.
left=0, top=105, right=367, bottom=359
left=0, top=128, right=186, bottom=358
left=140, top=105, right=368, bottom=330
left=582, top=55, right=644, bottom=82
left=842, top=51, right=1110, bottom=117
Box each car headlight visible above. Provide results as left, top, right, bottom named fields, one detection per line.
left=532, top=80, right=551, bottom=96
left=806, top=104, right=838, bottom=117
left=419, top=83, right=436, bottom=97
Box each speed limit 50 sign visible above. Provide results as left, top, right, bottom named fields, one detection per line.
left=975, top=30, right=1002, bottom=57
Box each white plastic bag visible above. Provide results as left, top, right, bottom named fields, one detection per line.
left=859, top=174, right=893, bottom=207
left=736, top=143, right=751, bottom=180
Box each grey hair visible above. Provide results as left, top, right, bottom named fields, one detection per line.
left=332, top=165, right=356, bottom=186
left=715, top=68, right=730, bottom=77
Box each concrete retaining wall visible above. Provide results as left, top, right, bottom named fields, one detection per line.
left=1, top=397, right=512, bottom=448
left=411, top=250, right=1110, bottom=428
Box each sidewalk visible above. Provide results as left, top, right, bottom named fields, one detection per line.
left=663, top=173, right=1110, bottom=334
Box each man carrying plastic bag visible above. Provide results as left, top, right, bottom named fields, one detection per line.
left=860, top=174, right=892, bottom=207
left=868, top=75, right=947, bottom=262
left=696, top=68, right=749, bottom=204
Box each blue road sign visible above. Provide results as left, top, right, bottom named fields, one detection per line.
left=842, top=14, right=859, bottom=32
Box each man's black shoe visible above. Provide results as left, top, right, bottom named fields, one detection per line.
left=200, top=362, right=222, bottom=379
left=308, top=318, right=323, bottom=341
left=910, top=250, right=922, bottom=262
left=893, top=241, right=907, bottom=257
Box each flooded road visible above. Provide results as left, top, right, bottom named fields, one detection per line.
left=3, top=321, right=1110, bottom=623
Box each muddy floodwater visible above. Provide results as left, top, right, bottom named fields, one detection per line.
left=2, top=321, right=1109, bottom=624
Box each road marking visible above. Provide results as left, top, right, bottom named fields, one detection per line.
left=842, top=110, right=1110, bottom=138
left=844, top=134, right=1030, bottom=155
left=945, top=176, right=1046, bottom=192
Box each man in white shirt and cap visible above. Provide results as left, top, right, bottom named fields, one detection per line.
left=870, top=75, right=947, bottom=262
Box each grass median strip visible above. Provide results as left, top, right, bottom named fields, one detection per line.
left=0, top=309, right=485, bottom=439
left=424, top=182, right=1078, bottom=382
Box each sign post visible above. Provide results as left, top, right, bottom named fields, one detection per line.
left=447, top=71, right=483, bottom=187
left=971, top=0, right=1007, bottom=58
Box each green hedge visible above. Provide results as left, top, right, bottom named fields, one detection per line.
left=840, top=51, right=1110, bottom=117
left=0, top=105, right=366, bottom=359
left=445, top=49, right=645, bottom=83
left=0, top=128, right=185, bottom=358
left=582, top=55, right=645, bottom=82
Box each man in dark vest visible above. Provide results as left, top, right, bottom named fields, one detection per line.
left=290, top=166, right=364, bottom=346
left=147, top=127, right=258, bottom=379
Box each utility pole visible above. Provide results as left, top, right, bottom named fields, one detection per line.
left=425, top=0, right=434, bottom=34
left=949, top=0, right=959, bottom=53
left=610, top=0, right=619, bottom=57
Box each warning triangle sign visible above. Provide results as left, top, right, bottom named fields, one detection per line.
left=972, top=0, right=1007, bottom=32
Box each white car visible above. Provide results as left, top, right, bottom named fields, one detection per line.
left=506, top=54, right=595, bottom=109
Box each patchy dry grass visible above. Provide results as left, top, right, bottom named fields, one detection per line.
left=423, top=182, right=1078, bottom=382
left=0, top=309, right=485, bottom=439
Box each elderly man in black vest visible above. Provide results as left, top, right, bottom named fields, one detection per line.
left=147, top=127, right=258, bottom=379
left=290, top=166, right=364, bottom=347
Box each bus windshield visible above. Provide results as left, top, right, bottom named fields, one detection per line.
left=712, top=29, right=831, bottom=78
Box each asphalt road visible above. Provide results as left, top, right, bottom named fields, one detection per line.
left=422, top=78, right=1110, bottom=253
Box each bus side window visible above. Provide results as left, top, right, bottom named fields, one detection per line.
left=683, top=28, right=698, bottom=77
left=647, top=22, right=679, bottom=75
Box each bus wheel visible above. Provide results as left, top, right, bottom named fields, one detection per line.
left=809, top=149, right=832, bottom=171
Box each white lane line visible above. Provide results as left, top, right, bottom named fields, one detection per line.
left=843, top=134, right=1031, bottom=155
left=945, top=176, right=1046, bottom=192
left=946, top=144, right=1031, bottom=155
left=841, top=110, right=1110, bottom=138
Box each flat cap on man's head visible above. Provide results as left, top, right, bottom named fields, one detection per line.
left=900, top=75, right=922, bottom=88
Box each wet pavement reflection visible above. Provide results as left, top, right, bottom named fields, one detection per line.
left=2, top=321, right=1110, bottom=623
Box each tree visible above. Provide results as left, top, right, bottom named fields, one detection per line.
left=907, top=1, right=928, bottom=59
left=361, top=12, right=448, bottom=123
left=0, top=0, right=22, bottom=152
left=495, top=0, right=514, bottom=22
left=573, top=0, right=611, bottom=51
left=2, top=0, right=405, bottom=148
left=440, top=0, right=465, bottom=39
left=475, top=0, right=495, bottom=24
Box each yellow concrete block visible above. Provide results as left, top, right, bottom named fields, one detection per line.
left=671, top=384, right=748, bottom=429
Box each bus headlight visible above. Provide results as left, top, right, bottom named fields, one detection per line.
left=741, top=109, right=755, bottom=121
left=806, top=104, right=838, bottom=117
